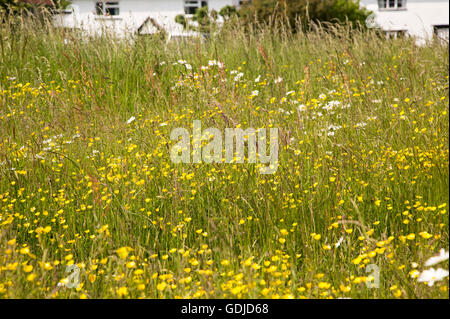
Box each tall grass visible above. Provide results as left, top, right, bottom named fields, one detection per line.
left=0, top=13, right=448, bottom=298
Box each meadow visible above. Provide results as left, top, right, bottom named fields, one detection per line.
left=0, top=15, right=448, bottom=299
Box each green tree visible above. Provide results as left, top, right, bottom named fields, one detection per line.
left=0, top=0, right=30, bottom=14
left=175, top=5, right=239, bottom=34
left=239, top=0, right=371, bottom=31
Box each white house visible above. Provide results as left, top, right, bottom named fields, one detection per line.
left=360, top=0, right=449, bottom=44
left=53, top=0, right=240, bottom=38
left=54, top=0, right=449, bottom=43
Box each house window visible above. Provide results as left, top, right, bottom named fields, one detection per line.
left=434, top=25, right=449, bottom=42
left=378, top=0, right=406, bottom=10
left=95, top=1, right=120, bottom=16
left=184, top=0, right=208, bottom=15
left=385, top=30, right=407, bottom=39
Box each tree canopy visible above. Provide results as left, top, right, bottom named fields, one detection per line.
left=239, top=0, right=371, bottom=31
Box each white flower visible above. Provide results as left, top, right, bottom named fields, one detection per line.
left=251, top=90, right=259, bottom=97
left=233, top=73, right=244, bottom=81
left=355, top=122, right=367, bottom=128
left=322, top=100, right=341, bottom=111
left=160, top=122, right=168, bottom=127
left=274, top=77, right=283, bottom=84
left=208, top=60, right=224, bottom=68
left=418, top=268, right=449, bottom=286
left=319, top=93, right=327, bottom=100
left=425, top=249, right=449, bottom=267
left=298, top=104, right=307, bottom=112
left=328, top=124, right=342, bottom=131
left=335, top=236, right=344, bottom=248
left=254, top=75, right=261, bottom=83
left=126, top=116, right=135, bottom=124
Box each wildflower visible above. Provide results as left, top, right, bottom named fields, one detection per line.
left=274, top=77, right=283, bottom=84
left=26, top=274, right=36, bottom=282
left=425, top=249, right=449, bottom=267
left=233, top=73, right=244, bottom=81
left=126, top=261, right=136, bottom=269
left=335, top=237, right=344, bottom=248
left=23, top=265, right=33, bottom=273
left=116, top=247, right=132, bottom=260
left=418, top=268, right=449, bottom=286
left=318, top=282, right=331, bottom=289
left=117, top=286, right=128, bottom=297
left=126, top=116, right=136, bottom=124
left=280, top=229, right=289, bottom=236
left=250, top=90, right=259, bottom=97
left=157, top=282, right=167, bottom=291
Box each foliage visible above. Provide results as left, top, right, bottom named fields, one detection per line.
left=239, top=0, right=371, bottom=31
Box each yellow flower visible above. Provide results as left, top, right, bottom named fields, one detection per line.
left=43, top=262, right=53, bottom=271
left=393, top=289, right=402, bottom=298
left=19, top=247, right=30, bottom=255
left=419, top=232, right=432, bottom=239
left=406, top=233, right=415, bottom=240
left=280, top=229, right=289, bottom=236
left=23, top=264, right=33, bottom=273
left=26, top=274, right=36, bottom=282
left=88, top=274, right=96, bottom=283
left=116, top=247, right=131, bottom=260
left=117, top=286, right=128, bottom=297
left=318, top=282, right=331, bottom=289
left=221, top=260, right=230, bottom=266
left=157, top=282, right=167, bottom=291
